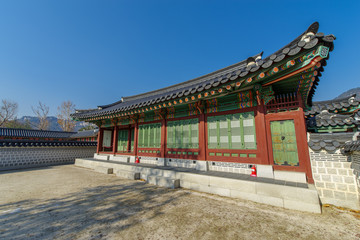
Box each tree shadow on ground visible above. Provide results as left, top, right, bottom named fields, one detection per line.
left=0, top=180, right=189, bottom=239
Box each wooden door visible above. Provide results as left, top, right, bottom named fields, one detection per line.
left=117, top=129, right=129, bottom=152
left=270, top=120, right=299, bottom=166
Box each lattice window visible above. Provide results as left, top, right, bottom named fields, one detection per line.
left=167, top=118, right=199, bottom=149
left=207, top=112, right=256, bottom=150
left=138, top=123, right=161, bottom=148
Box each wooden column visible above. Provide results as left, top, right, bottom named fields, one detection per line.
left=160, top=118, right=166, bottom=158
left=97, top=128, right=104, bottom=153
left=134, top=121, right=139, bottom=156
left=255, top=103, right=270, bottom=165
left=112, top=126, right=118, bottom=154
left=198, top=113, right=206, bottom=161
left=297, top=102, right=314, bottom=183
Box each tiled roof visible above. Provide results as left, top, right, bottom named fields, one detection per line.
left=70, top=129, right=98, bottom=138
left=305, top=95, right=359, bottom=116
left=306, top=111, right=358, bottom=128
left=343, top=140, right=360, bottom=152
left=305, top=95, right=360, bottom=129
left=0, top=127, right=75, bottom=139
left=72, top=22, right=335, bottom=120
left=308, top=132, right=354, bottom=151
left=0, top=139, right=97, bottom=147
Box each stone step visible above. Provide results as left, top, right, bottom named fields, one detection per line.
left=115, top=169, right=140, bottom=180
left=94, top=166, right=113, bottom=174
left=147, top=175, right=180, bottom=189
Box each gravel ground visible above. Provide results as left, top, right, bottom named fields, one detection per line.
left=0, top=165, right=359, bottom=240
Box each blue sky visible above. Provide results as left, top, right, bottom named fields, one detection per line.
left=0, top=0, right=359, bottom=117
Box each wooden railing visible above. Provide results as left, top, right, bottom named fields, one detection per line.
left=266, top=93, right=300, bottom=113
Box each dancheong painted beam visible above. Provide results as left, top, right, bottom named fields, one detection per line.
left=71, top=22, right=335, bottom=183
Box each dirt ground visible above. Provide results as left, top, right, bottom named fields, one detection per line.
left=0, top=165, right=359, bottom=240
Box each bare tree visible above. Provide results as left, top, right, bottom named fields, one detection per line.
left=57, top=101, right=76, bottom=132
left=0, top=99, right=18, bottom=127
left=32, top=101, right=50, bottom=130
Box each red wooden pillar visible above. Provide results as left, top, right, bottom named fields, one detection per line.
left=297, top=104, right=314, bottom=183
left=112, top=126, right=118, bottom=154
left=160, top=118, right=166, bottom=158
left=198, top=113, right=207, bottom=161
left=134, top=122, right=139, bottom=156
left=97, top=128, right=104, bottom=153
left=255, top=103, right=270, bottom=165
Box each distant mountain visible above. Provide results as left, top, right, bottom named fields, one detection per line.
left=17, top=116, right=93, bottom=132
left=335, top=87, right=360, bottom=100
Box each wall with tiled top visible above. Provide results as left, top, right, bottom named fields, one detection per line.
left=309, top=148, right=360, bottom=210
left=0, top=146, right=96, bottom=171
left=351, top=152, right=360, bottom=194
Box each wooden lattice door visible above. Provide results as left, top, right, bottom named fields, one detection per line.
left=270, top=120, right=299, bottom=166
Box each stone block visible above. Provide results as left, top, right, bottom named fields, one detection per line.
left=179, top=180, right=191, bottom=189
left=317, top=162, right=324, bottom=167
left=346, top=192, right=359, bottom=201
left=344, top=176, right=355, bottom=184
left=209, top=176, right=256, bottom=193
left=333, top=191, right=346, bottom=200
left=256, top=182, right=319, bottom=204
left=196, top=161, right=208, bottom=171
left=283, top=199, right=321, bottom=214
left=337, top=169, right=348, bottom=176
left=230, top=190, right=261, bottom=203
left=315, top=182, right=325, bottom=188
left=109, top=155, right=129, bottom=163
left=348, top=185, right=357, bottom=193
left=178, top=173, right=210, bottom=185
left=208, top=186, right=231, bottom=197
left=327, top=168, right=337, bottom=174
left=321, top=175, right=331, bottom=182
left=333, top=162, right=341, bottom=168
left=317, top=168, right=326, bottom=174
left=336, top=183, right=348, bottom=191
left=324, top=162, right=332, bottom=168
left=331, top=175, right=342, bottom=183
left=273, top=170, right=306, bottom=183
left=325, top=182, right=335, bottom=189
left=94, top=166, right=113, bottom=174
left=342, top=162, right=351, bottom=168
left=256, top=165, right=274, bottom=179
left=313, top=174, right=321, bottom=181
left=115, top=170, right=140, bottom=180
left=157, top=158, right=166, bottom=166
left=322, top=189, right=334, bottom=198
left=189, top=182, right=211, bottom=193
left=94, top=154, right=109, bottom=161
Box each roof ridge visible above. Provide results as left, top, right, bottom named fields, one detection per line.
left=0, top=127, right=76, bottom=134
left=313, top=94, right=357, bottom=104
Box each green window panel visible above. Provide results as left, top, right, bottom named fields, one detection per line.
left=117, top=129, right=129, bottom=152
left=207, top=112, right=256, bottom=150
left=138, top=123, right=161, bottom=148
left=167, top=118, right=199, bottom=149
left=130, top=128, right=134, bottom=152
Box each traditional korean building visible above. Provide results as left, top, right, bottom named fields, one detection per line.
left=71, top=22, right=335, bottom=184
left=70, top=129, right=98, bottom=142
